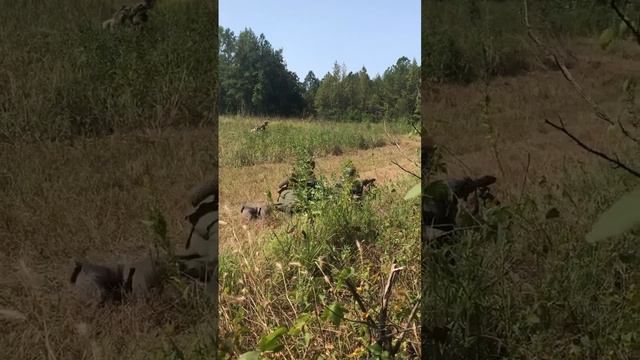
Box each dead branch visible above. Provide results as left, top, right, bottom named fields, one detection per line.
left=410, top=120, right=422, bottom=136
left=439, top=145, right=473, bottom=174
left=391, top=160, right=421, bottom=179
left=618, top=119, right=640, bottom=144
left=343, top=278, right=378, bottom=329
left=524, top=0, right=640, bottom=178
left=545, top=117, right=640, bottom=178
left=519, top=152, right=532, bottom=199
left=611, top=0, right=640, bottom=45
left=391, top=299, right=420, bottom=355
left=378, top=264, right=405, bottom=351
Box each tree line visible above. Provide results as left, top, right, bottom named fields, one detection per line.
left=219, top=27, right=420, bottom=121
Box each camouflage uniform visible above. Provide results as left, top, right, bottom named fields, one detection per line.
left=177, top=179, right=218, bottom=292
left=70, top=179, right=218, bottom=303
left=273, top=159, right=317, bottom=214
left=102, top=0, right=154, bottom=30
left=334, top=165, right=376, bottom=200
left=423, top=175, right=497, bottom=233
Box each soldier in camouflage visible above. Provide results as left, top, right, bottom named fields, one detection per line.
left=70, top=178, right=217, bottom=304
left=424, top=175, right=497, bottom=233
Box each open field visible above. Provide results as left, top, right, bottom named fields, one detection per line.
left=219, top=116, right=412, bottom=167
left=428, top=38, right=640, bottom=188
left=0, top=0, right=216, bottom=141
left=0, top=127, right=216, bottom=359
left=424, top=38, right=640, bottom=358
left=218, top=119, right=421, bottom=358
left=1, top=0, right=217, bottom=358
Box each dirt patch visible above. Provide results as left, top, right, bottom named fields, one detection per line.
left=219, top=136, right=420, bottom=249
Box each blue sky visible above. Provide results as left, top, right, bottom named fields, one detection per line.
left=219, top=0, right=420, bottom=80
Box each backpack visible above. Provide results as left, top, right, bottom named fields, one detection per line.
left=176, top=179, right=218, bottom=291
left=70, top=179, right=218, bottom=303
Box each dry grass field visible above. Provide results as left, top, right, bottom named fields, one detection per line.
left=219, top=125, right=420, bottom=249
left=217, top=118, right=421, bottom=358
left=428, top=39, right=640, bottom=185
left=0, top=0, right=217, bottom=358
left=424, top=38, right=640, bottom=358
left=0, top=127, right=216, bottom=359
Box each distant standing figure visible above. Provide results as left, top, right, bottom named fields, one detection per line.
left=250, top=121, right=269, bottom=133
left=102, top=0, right=155, bottom=30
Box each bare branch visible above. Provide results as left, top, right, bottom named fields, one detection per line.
left=391, top=299, right=420, bottom=355
left=382, top=264, right=405, bottom=309
left=343, top=278, right=377, bottom=329
left=391, top=160, right=421, bottom=179
left=545, top=117, right=640, bottom=178
left=611, top=0, right=640, bottom=45
left=439, top=145, right=473, bottom=174
left=519, top=152, right=532, bottom=199
left=524, top=0, right=640, bottom=179
left=410, top=121, right=422, bottom=136
left=378, top=264, right=404, bottom=350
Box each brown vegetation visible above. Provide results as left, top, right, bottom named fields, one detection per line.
left=0, top=127, right=216, bottom=359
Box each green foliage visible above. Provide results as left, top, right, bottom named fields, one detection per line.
left=404, top=183, right=421, bottom=200
left=600, top=27, right=616, bottom=49
left=219, top=27, right=304, bottom=116
left=219, top=27, right=419, bottom=121
left=237, top=351, right=261, bottom=360
left=220, top=155, right=420, bottom=356
left=287, top=314, right=312, bottom=336
left=314, top=59, right=420, bottom=121
left=220, top=117, right=408, bottom=167
left=367, top=343, right=391, bottom=359
left=424, top=1, right=531, bottom=83
left=425, top=162, right=640, bottom=358
left=423, top=2, right=640, bottom=358
left=322, top=302, right=346, bottom=327
left=257, top=326, right=287, bottom=352
left=424, top=180, right=451, bottom=202
left=236, top=312, right=313, bottom=358
left=143, top=206, right=173, bottom=259
left=587, top=188, right=640, bottom=243
left=422, top=0, right=628, bottom=84
left=541, top=1, right=617, bottom=37
left=598, top=3, right=640, bottom=50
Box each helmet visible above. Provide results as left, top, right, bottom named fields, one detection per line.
left=343, top=165, right=356, bottom=178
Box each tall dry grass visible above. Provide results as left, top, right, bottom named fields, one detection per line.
left=1, top=128, right=217, bottom=359
left=0, top=0, right=217, bottom=141
left=423, top=37, right=640, bottom=358
left=1, top=0, right=218, bottom=358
